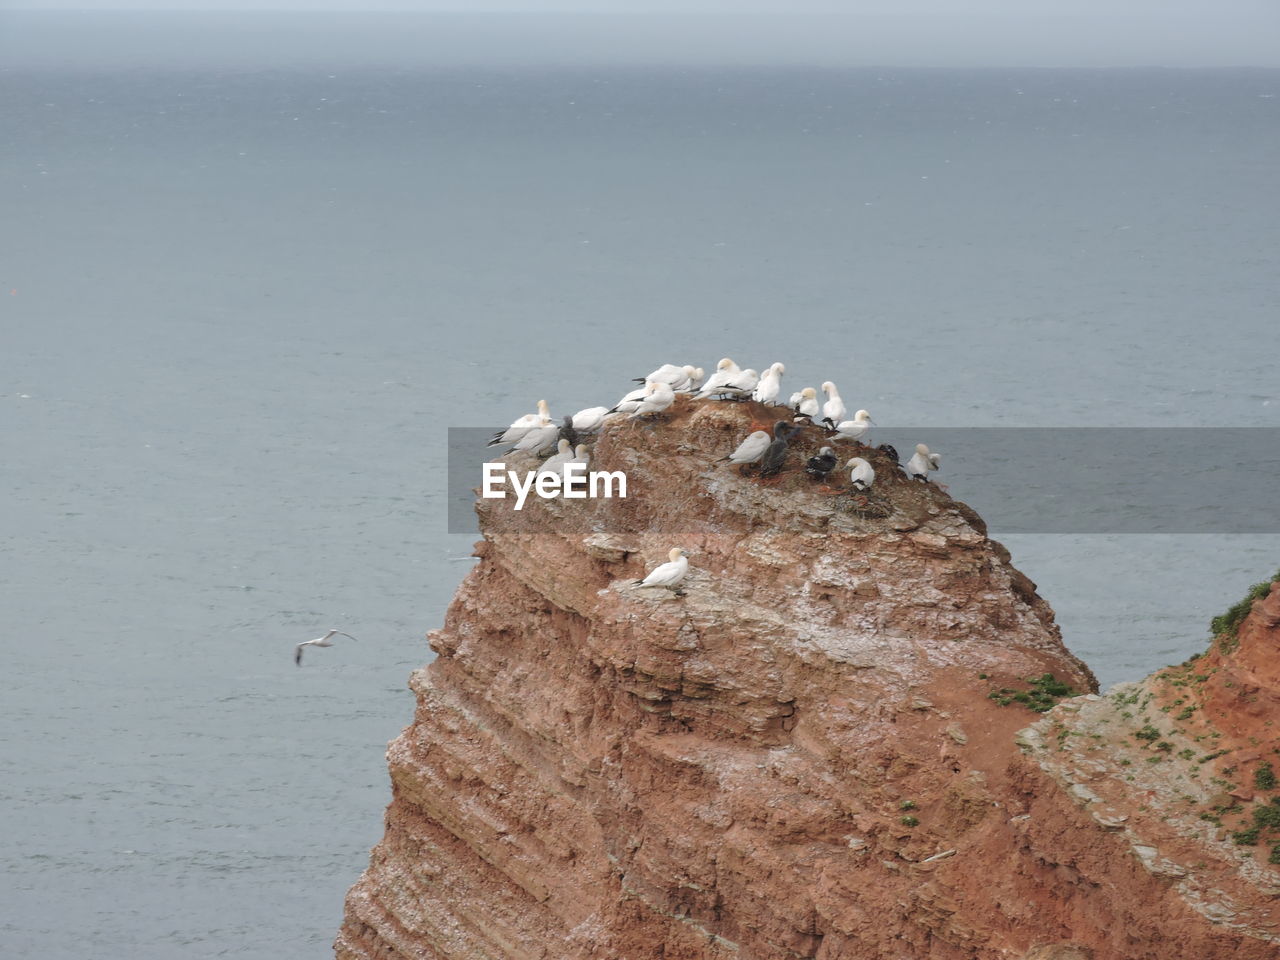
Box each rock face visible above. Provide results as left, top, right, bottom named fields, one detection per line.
left=335, top=399, right=1279, bottom=959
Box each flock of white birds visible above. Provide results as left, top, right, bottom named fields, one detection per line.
left=485, top=357, right=946, bottom=599
left=297, top=359, right=945, bottom=660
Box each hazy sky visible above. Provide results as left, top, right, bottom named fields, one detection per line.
left=3, top=2, right=1279, bottom=68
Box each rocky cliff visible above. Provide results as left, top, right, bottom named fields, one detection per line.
left=334, top=398, right=1280, bottom=959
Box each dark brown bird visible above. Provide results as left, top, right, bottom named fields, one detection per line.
left=759, top=420, right=803, bottom=478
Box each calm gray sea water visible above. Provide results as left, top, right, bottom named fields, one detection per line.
left=3, top=42, right=1279, bottom=958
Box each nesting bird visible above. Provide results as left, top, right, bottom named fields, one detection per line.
left=846, top=457, right=875, bottom=491
left=694, top=358, right=742, bottom=399
left=634, top=547, right=689, bottom=597
left=905, top=443, right=941, bottom=481
left=628, top=380, right=676, bottom=419
left=821, top=381, right=847, bottom=429
left=832, top=409, right=874, bottom=443
left=793, top=387, right=820, bottom=420
left=759, top=420, right=803, bottom=478
left=752, top=362, right=786, bottom=405
left=722, top=429, right=772, bottom=466
left=510, top=416, right=559, bottom=455
left=536, top=439, right=575, bottom=477
left=805, top=446, right=838, bottom=480
left=717, top=368, right=759, bottom=402
left=489, top=399, right=552, bottom=447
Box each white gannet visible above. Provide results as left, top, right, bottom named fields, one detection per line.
left=846, top=457, right=875, bottom=491
left=610, top=383, right=651, bottom=415
left=629, top=380, right=676, bottom=418
left=752, top=362, right=786, bottom=404
left=633, top=364, right=701, bottom=392
left=569, top=406, right=610, bottom=434
left=511, top=416, right=559, bottom=455
left=536, top=439, right=574, bottom=476
left=695, top=358, right=742, bottom=399
left=295, top=629, right=358, bottom=666
left=680, top=366, right=706, bottom=393
left=832, top=409, right=874, bottom=443
left=788, top=390, right=804, bottom=408
left=634, top=547, right=689, bottom=596
left=568, top=443, right=590, bottom=467
left=718, top=368, right=759, bottom=401
left=805, top=446, right=838, bottom=479
left=722, top=429, right=771, bottom=465
left=821, top=381, right=847, bottom=429
left=905, top=443, right=941, bottom=481
left=634, top=363, right=687, bottom=385
left=795, top=387, right=820, bottom=419
left=488, top=399, right=551, bottom=447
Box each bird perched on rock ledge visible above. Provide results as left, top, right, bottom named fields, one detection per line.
left=906, top=443, right=941, bottom=481
left=805, top=446, right=838, bottom=480
left=759, top=420, right=803, bottom=478
left=634, top=547, right=689, bottom=597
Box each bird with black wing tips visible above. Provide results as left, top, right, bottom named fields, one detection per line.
left=295, top=629, right=358, bottom=666
left=832, top=409, right=874, bottom=443
left=634, top=547, right=690, bottom=597
left=722, top=429, right=771, bottom=467
left=906, top=443, right=941, bottom=481
left=846, top=457, right=876, bottom=491
left=488, top=399, right=551, bottom=447
left=805, top=446, right=838, bottom=480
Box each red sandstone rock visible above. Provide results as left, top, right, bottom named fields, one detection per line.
left=334, top=399, right=1279, bottom=959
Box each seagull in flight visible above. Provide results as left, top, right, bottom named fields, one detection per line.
left=295, top=629, right=358, bottom=666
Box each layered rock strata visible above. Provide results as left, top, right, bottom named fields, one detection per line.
left=336, top=398, right=1278, bottom=959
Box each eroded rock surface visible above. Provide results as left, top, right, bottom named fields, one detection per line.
left=335, top=399, right=1278, bottom=959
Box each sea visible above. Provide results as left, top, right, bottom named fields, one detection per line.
left=2, top=12, right=1278, bottom=959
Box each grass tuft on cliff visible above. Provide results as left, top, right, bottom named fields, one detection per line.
left=1210, top=569, right=1280, bottom=652
left=988, top=673, right=1077, bottom=713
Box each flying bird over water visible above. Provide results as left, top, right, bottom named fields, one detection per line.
left=805, top=446, right=838, bottom=479
left=295, top=629, right=358, bottom=666
left=906, top=443, right=941, bottom=481
left=634, top=547, right=690, bottom=597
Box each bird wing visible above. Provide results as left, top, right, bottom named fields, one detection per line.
left=731, top=431, right=769, bottom=461
left=294, top=642, right=307, bottom=666
left=640, top=560, right=676, bottom=586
